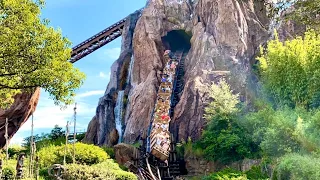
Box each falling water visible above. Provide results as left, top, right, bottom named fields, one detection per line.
left=114, top=90, right=124, bottom=143
left=126, top=55, right=135, bottom=84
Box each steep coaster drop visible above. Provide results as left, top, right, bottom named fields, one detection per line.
left=68, top=8, right=188, bottom=179
left=131, top=50, right=187, bottom=180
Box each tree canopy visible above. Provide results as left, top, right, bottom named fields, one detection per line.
left=257, top=30, right=320, bottom=108
left=0, top=0, right=85, bottom=108
left=265, top=0, right=320, bottom=30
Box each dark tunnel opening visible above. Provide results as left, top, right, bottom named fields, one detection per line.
left=161, top=30, right=192, bottom=52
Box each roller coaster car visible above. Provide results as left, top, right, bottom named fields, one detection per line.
left=150, top=131, right=171, bottom=161
left=151, top=145, right=169, bottom=161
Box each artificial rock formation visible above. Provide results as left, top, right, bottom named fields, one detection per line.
left=125, top=0, right=270, bottom=143
left=85, top=0, right=304, bottom=146
left=113, top=143, right=138, bottom=165
left=83, top=10, right=141, bottom=146
left=0, top=88, right=40, bottom=148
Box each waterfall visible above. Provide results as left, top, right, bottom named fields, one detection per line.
left=126, top=55, right=135, bottom=84
left=114, top=90, right=124, bottom=143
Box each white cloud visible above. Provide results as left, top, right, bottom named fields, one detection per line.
left=14, top=91, right=97, bottom=134
left=76, top=90, right=105, bottom=98
left=99, top=71, right=111, bottom=79
left=10, top=135, right=24, bottom=146
left=18, top=101, right=95, bottom=132
left=12, top=89, right=104, bottom=145
left=104, top=47, right=121, bottom=59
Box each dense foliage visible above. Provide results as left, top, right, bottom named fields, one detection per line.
left=202, top=166, right=269, bottom=180
left=196, top=79, right=259, bottom=163
left=62, top=161, right=137, bottom=180
left=203, top=79, right=240, bottom=120
left=0, top=0, right=85, bottom=108
left=257, top=31, right=320, bottom=108
left=37, top=143, right=109, bottom=168
left=273, top=154, right=320, bottom=180
left=278, top=0, right=320, bottom=30
left=198, top=30, right=320, bottom=178
left=23, top=125, right=84, bottom=151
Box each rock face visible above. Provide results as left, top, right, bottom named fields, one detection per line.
left=113, top=143, right=138, bottom=165
left=0, top=88, right=40, bottom=148
left=83, top=11, right=141, bottom=146
left=85, top=0, right=304, bottom=145
left=125, top=0, right=270, bottom=143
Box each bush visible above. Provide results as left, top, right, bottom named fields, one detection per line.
left=62, top=160, right=137, bottom=180
left=245, top=165, right=269, bottom=179
left=39, top=168, right=50, bottom=180
left=198, top=78, right=258, bottom=163
left=2, top=167, right=15, bottom=180
left=204, top=78, right=240, bottom=120
left=273, top=153, right=320, bottom=180
left=38, top=143, right=109, bottom=168
left=102, top=147, right=115, bottom=159
left=7, top=145, right=26, bottom=158
left=196, top=113, right=259, bottom=163
left=37, top=145, right=59, bottom=168
left=202, top=168, right=247, bottom=180
left=243, top=106, right=320, bottom=158
left=257, top=30, right=320, bottom=108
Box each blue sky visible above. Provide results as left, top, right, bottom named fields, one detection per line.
left=11, top=0, right=146, bottom=145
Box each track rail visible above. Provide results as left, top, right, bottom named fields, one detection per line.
left=70, top=8, right=143, bottom=63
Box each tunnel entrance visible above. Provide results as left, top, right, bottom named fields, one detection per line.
left=161, top=30, right=192, bottom=52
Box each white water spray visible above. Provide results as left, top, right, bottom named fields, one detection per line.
left=114, top=90, right=124, bottom=143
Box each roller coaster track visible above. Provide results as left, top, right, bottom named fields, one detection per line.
left=135, top=50, right=187, bottom=180
left=68, top=5, right=189, bottom=179
left=69, top=9, right=143, bottom=63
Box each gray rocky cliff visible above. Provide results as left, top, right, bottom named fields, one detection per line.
left=84, top=0, right=304, bottom=146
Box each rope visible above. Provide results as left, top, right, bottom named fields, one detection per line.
left=29, top=113, right=34, bottom=178
left=64, top=121, right=70, bottom=165
left=4, top=118, right=8, bottom=163
left=72, top=103, right=77, bottom=164
left=0, top=124, right=5, bottom=130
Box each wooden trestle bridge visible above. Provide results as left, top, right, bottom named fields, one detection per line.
left=70, top=9, right=187, bottom=180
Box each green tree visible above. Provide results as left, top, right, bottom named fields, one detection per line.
left=283, top=0, right=320, bottom=30
left=197, top=79, right=258, bottom=163
left=198, top=114, right=258, bottom=163
left=49, top=125, right=65, bottom=140
left=257, top=30, right=320, bottom=108
left=261, top=0, right=320, bottom=30
left=204, top=79, right=240, bottom=120
left=274, top=153, right=320, bottom=180
left=0, top=0, right=85, bottom=108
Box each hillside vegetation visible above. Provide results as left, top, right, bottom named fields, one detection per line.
left=192, top=30, right=320, bottom=180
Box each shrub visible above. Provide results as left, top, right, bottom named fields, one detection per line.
left=257, top=30, right=320, bottom=108
left=39, top=168, right=50, bottom=180
left=202, top=168, right=247, bottom=180
left=102, top=147, right=115, bottom=159
left=245, top=165, right=269, bottom=179
left=204, top=78, right=240, bottom=120
left=243, top=106, right=320, bottom=158
left=2, top=167, right=15, bottom=180
left=7, top=145, right=26, bottom=158
left=198, top=78, right=258, bottom=163
left=196, top=113, right=259, bottom=163
left=183, top=137, right=203, bottom=158
left=38, top=143, right=109, bottom=168
left=62, top=160, right=137, bottom=180
left=37, top=145, right=59, bottom=168
left=273, top=153, right=320, bottom=180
